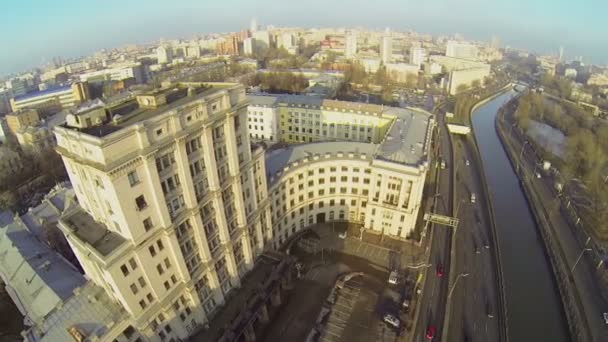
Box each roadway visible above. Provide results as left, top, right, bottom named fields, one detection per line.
left=503, top=110, right=608, bottom=342
left=446, top=133, right=501, bottom=342
left=412, top=109, right=454, bottom=341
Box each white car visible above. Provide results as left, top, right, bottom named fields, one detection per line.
left=470, top=193, right=476, bottom=204
left=603, top=312, right=608, bottom=324
left=383, top=313, right=401, bottom=328
left=465, top=159, right=470, bottom=166
left=388, top=271, right=398, bottom=285
left=338, top=231, right=347, bottom=239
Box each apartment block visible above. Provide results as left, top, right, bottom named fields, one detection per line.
left=54, top=83, right=272, bottom=341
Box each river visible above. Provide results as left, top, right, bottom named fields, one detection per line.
left=471, top=90, right=570, bottom=342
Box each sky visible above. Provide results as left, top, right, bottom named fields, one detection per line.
left=1, top=0, right=607, bottom=76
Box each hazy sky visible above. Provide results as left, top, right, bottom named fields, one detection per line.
left=1, top=0, right=607, bottom=75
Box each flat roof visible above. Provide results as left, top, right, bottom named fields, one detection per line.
left=66, top=83, right=236, bottom=138
left=377, top=107, right=433, bottom=165
left=60, top=207, right=125, bottom=257
left=247, top=95, right=279, bottom=107
left=14, top=85, right=72, bottom=102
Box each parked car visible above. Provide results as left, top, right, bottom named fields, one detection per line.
left=383, top=313, right=401, bottom=328
left=470, top=193, right=476, bottom=204
left=465, top=159, right=470, bottom=166
left=338, top=231, right=347, bottom=239
left=425, top=325, right=436, bottom=340
left=603, top=312, right=608, bottom=324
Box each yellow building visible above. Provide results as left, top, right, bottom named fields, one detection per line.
left=5, top=109, right=40, bottom=137
left=276, top=95, right=394, bottom=144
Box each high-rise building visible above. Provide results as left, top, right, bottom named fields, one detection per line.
left=345, top=31, right=357, bottom=59
left=156, top=45, right=173, bottom=64
left=253, top=30, right=270, bottom=50
left=243, top=37, right=254, bottom=55
left=410, top=46, right=427, bottom=67
left=54, top=83, right=271, bottom=341
left=445, top=40, right=479, bottom=60
left=250, top=17, right=258, bottom=33
left=380, top=28, right=392, bottom=64
left=559, top=45, right=565, bottom=62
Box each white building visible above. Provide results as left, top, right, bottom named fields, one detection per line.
left=565, top=68, right=578, bottom=79
left=156, top=45, right=173, bottom=64
left=446, top=40, right=479, bottom=60
left=243, top=37, right=254, bottom=56
left=380, top=30, right=393, bottom=64
left=358, top=57, right=382, bottom=73
left=79, top=62, right=144, bottom=83
left=54, top=83, right=271, bottom=341
left=253, top=31, right=270, bottom=50
left=410, top=47, right=427, bottom=67
left=345, top=31, right=357, bottom=59
left=247, top=95, right=279, bottom=143
left=448, top=65, right=491, bottom=95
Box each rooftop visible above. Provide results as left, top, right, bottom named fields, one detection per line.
left=60, top=207, right=126, bottom=257
left=0, top=220, right=86, bottom=325
left=63, top=83, right=237, bottom=138
left=23, top=281, right=128, bottom=342
left=13, top=85, right=72, bottom=102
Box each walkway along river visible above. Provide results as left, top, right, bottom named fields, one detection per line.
left=471, top=90, right=570, bottom=342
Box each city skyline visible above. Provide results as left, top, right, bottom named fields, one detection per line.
left=1, top=0, right=607, bottom=76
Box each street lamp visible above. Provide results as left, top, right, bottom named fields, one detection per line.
left=448, top=272, right=470, bottom=299
left=571, top=237, right=592, bottom=273
left=519, top=141, right=529, bottom=161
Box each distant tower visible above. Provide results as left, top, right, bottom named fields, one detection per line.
left=490, top=36, right=501, bottom=49
left=559, top=46, right=564, bottom=62
left=345, top=31, right=357, bottom=59
left=380, top=28, right=392, bottom=64
left=250, top=18, right=258, bottom=33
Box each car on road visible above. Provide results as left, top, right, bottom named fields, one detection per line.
left=440, top=160, right=446, bottom=169
left=486, top=300, right=494, bottom=318
left=436, top=264, right=444, bottom=277
left=425, top=325, right=436, bottom=340
left=383, top=313, right=401, bottom=328
left=470, top=193, right=476, bottom=204
left=338, top=231, right=347, bottom=239
left=603, top=312, right=608, bottom=324
left=465, top=159, right=470, bottom=166
left=388, top=271, right=399, bottom=285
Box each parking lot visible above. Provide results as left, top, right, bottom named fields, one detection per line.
left=259, top=223, right=424, bottom=342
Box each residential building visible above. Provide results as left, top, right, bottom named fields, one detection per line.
left=446, top=40, right=479, bottom=60
left=79, top=63, right=145, bottom=84
left=252, top=31, right=270, bottom=50
left=447, top=65, right=491, bottom=95
left=243, top=37, right=254, bottom=56
left=6, top=78, right=29, bottom=97
left=0, top=146, right=23, bottom=176
left=345, top=31, right=357, bottom=59
left=10, top=83, right=89, bottom=114
left=247, top=95, right=279, bottom=143
left=0, top=118, right=10, bottom=143
left=358, top=57, right=382, bottom=73
left=565, top=68, right=578, bottom=79
left=380, top=30, right=392, bottom=64
left=16, top=125, right=55, bottom=152
left=54, top=83, right=271, bottom=341
left=157, top=45, right=173, bottom=64
left=410, top=47, right=426, bottom=67
left=6, top=109, right=40, bottom=137
left=385, top=63, right=420, bottom=83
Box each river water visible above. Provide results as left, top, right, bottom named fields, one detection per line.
left=471, top=91, right=570, bottom=342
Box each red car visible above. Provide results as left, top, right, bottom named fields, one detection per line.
left=426, top=325, right=436, bottom=340
left=436, top=264, right=444, bottom=277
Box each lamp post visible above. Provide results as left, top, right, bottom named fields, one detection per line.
left=517, top=141, right=529, bottom=172
left=571, top=237, right=592, bottom=273
left=448, top=272, right=470, bottom=299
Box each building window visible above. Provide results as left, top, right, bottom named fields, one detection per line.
left=135, top=195, right=148, bottom=211
left=164, top=258, right=171, bottom=268
left=139, top=300, right=147, bottom=309
left=157, top=264, right=164, bottom=275
left=157, top=240, right=164, bottom=251
left=143, top=218, right=153, bottom=232
left=128, top=171, right=140, bottom=186
left=120, top=265, right=129, bottom=277
left=149, top=245, right=156, bottom=257
left=129, top=258, right=137, bottom=270
left=138, top=277, right=146, bottom=287
left=130, top=283, right=138, bottom=295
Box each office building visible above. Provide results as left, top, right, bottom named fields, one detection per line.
left=409, top=47, right=427, bottom=67
left=386, top=63, right=420, bottom=83
left=250, top=18, right=258, bottom=33
left=447, top=65, right=491, bottom=95
left=559, top=46, right=565, bottom=62
left=380, top=29, right=392, bottom=64
left=79, top=63, right=145, bottom=84
left=253, top=30, right=270, bottom=50
left=446, top=40, right=479, bottom=60
left=10, top=82, right=89, bottom=114
left=345, top=31, right=357, bottom=59
left=6, top=78, right=29, bottom=97
left=54, top=83, right=271, bottom=341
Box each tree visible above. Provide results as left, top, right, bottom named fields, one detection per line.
left=0, top=191, right=18, bottom=211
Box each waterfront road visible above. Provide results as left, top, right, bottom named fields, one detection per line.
left=446, top=133, right=501, bottom=342
left=412, top=111, right=454, bottom=341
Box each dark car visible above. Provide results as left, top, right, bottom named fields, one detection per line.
left=436, top=264, right=444, bottom=277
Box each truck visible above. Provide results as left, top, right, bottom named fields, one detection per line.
left=542, top=160, right=551, bottom=171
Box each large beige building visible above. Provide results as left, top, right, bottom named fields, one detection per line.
left=55, top=83, right=271, bottom=341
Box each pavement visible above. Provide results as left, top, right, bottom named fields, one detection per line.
left=501, top=112, right=608, bottom=342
